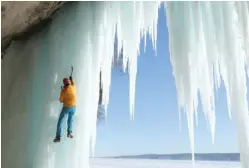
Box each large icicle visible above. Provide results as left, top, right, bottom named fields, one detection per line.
left=114, top=1, right=161, bottom=120
left=165, top=2, right=249, bottom=168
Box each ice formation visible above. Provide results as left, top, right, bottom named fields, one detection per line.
left=166, top=2, right=249, bottom=167
left=1, top=1, right=249, bottom=168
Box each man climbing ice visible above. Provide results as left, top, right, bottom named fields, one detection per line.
left=54, top=66, right=76, bottom=143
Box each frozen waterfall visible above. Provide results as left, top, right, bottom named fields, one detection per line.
left=166, top=2, right=249, bottom=168
left=1, top=1, right=249, bottom=168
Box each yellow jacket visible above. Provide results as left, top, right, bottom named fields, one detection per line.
left=59, top=80, right=76, bottom=107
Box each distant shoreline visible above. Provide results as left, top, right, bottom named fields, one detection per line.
left=97, top=153, right=240, bottom=162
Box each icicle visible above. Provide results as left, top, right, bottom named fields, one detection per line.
left=179, top=108, right=182, bottom=132
left=166, top=2, right=249, bottom=167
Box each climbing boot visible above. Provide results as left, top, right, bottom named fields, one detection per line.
left=53, top=136, right=61, bottom=143
left=67, top=132, right=73, bottom=138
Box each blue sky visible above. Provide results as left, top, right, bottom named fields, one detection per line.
left=95, top=5, right=239, bottom=157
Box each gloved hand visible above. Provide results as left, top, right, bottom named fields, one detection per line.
left=70, top=66, right=74, bottom=81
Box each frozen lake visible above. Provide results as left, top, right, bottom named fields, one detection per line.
left=90, top=158, right=241, bottom=168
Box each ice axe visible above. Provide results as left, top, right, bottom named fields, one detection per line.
left=61, top=66, right=74, bottom=90
left=70, top=66, right=74, bottom=77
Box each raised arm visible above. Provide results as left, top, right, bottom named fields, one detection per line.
left=69, top=76, right=75, bottom=85
left=70, top=66, right=75, bottom=85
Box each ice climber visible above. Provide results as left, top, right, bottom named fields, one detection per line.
left=54, top=66, right=76, bottom=143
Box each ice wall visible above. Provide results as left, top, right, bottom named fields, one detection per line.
left=2, top=2, right=160, bottom=168
left=165, top=2, right=249, bottom=168
left=2, top=1, right=249, bottom=168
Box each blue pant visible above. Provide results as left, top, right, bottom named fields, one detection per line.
left=56, top=106, right=76, bottom=137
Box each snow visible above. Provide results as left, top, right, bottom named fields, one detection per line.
left=90, top=158, right=241, bottom=168
left=1, top=1, right=249, bottom=168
